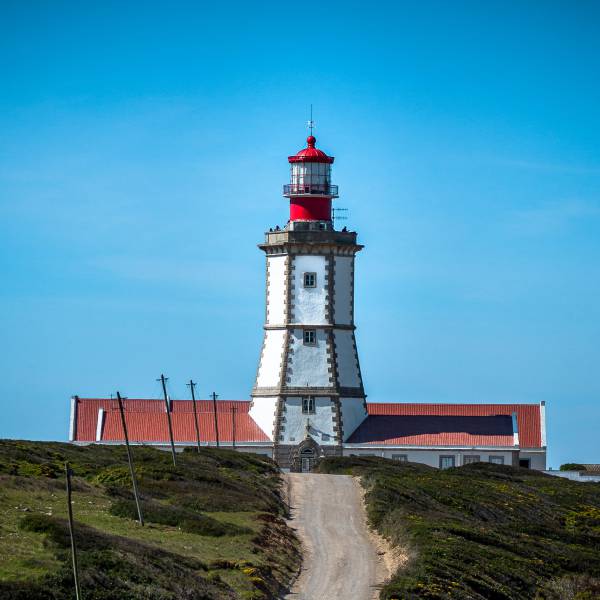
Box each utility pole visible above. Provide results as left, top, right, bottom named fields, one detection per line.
left=187, top=379, right=201, bottom=453
left=116, top=392, right=144, bottom=526
left=65, top=462, right=82, bottom=600
left=232, top=406, right=237, bottom=449
left=211, top=392, right=220, bottom=448
left=158, top=374, right=177, bottom=466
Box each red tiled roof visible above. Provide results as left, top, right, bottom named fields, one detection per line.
left=72, top=398, right=543, bottom=449
left=364, top=403, right=543, bottom=448
left=73, top=398, right=268, bottom=443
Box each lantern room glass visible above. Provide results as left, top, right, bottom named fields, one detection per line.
left=290, top=162, right=331, bottom=194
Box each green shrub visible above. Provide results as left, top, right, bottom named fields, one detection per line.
left=561, top=463, right=587, bottom=471
left=19, top=513, right=71, bottom=548
left=110, top=497, right=251, bottom=536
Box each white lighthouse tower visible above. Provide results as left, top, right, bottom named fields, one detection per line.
left=249, top=134, right=368, bottom=470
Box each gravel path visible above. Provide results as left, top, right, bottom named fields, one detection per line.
left=283, top=473, right=383, bottom=600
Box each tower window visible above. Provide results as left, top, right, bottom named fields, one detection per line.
left=303, top=272, right=316, bottom=288
left=302, top=397, right=315, bottom=414
left=303, top=329, right=316, bottom=345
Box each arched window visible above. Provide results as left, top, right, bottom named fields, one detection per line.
left=302, top=396, right=315, bottom=414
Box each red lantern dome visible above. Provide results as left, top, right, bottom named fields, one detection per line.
left=288, top=136, right=335, bottom=164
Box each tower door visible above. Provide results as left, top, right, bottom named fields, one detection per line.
left=300, top=447, right=316, bottom=473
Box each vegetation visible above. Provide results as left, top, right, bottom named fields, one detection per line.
left=316, top=457, right=600, bottom=600
left=0, top=440, right=300, bottom=599
left=560, top=463, right=587, bottom=471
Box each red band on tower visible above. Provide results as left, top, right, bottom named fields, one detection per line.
left=290, top=197, right=332, bottom=221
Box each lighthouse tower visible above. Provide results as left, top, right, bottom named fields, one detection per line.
left=249, top=135, right=368, bottom=470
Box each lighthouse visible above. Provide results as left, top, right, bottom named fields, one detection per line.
left=249, top=134, right=368, bottom=470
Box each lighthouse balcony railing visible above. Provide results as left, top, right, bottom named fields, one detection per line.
left=283, top=183, right=339, bottom=198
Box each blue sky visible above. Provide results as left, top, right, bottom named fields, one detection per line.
left=1, top=1, right=599, bottom=467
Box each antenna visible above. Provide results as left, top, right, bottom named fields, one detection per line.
left=307, top=104, right=315, bottom=135
left=332, top=207, right=348, bottom=227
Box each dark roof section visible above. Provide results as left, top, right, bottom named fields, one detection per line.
left=347, top=415, right=515, bottom=446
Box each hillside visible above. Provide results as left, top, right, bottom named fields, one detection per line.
left=0, top=441, right=300, bottom=600
left=317, top=457, right=600, bottom=600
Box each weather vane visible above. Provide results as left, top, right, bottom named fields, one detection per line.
left=307, top=104, right=315, bottom=135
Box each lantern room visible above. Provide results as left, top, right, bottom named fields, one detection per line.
left=284, top=136, right=339, bottom=223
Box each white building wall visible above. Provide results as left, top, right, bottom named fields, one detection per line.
left=343, top=448, right=516, bottom=468
left=333, top=330, right=361, bottom=387
left=280, top=396, right=336, bottom=445
left=287, top=329, right=332, bottom=387
left=333, top=256, right=353, bottom=325
left=249, top=396, right=278, bottom=440
left=291, top=255, right=328, bottom=324
left=544, top=470, right=600, bottom=482
left=340, top=397, right=367, bottom=441
left=266, top=255, right=286, bottom=325
left=234, top=446, right=274, bottom=458
left=256, top=329, right=286, bottom=388
left=521, top=451, right=547, bottom=470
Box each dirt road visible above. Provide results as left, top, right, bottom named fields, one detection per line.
left=284, top=473, right=385, bottom=600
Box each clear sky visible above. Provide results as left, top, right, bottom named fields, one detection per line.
left=1, top=1, right=599, bottom=467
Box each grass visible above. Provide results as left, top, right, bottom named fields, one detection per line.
left=0, top=440, right=300, bottom=599
left=316, top=457, right=600, bottom=600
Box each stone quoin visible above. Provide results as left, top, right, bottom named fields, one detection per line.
left=69, top=133, right=548, bottom=472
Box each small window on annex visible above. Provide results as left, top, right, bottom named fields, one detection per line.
left=489, top=456, right=505, bottom=465
left=302, top=396, right=315, bottom=414
left=463, top=455, right=481, bottom=465
left=303, top=272, right=316, bottom=288
left=391, top=454, right=408, bottom=463
left=439, top=455, right=456, bottom=470
left=303, top=329, right=316, bottom=345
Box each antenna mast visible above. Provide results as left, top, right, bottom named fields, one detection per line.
left=307, top=104, right=315, bottom=135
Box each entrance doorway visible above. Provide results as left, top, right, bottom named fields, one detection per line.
left=300, top=447, right=316, bottom=472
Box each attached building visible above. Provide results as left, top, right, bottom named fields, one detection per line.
left=70, top=397, right=546, bottom=471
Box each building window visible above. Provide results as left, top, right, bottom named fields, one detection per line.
left=439, top=455, right=456, bottom=469
left=519, top=458, right=531, bottom=469
left=463, top=455, right=480, bottom=465
left=489, top=456, right=505, bottom=465
left=303, top=272, right=316, bottom=288
left=391, top=454, right=408, bottom=462
left=302, top=396, right=315, bottom=414
left=303, top=329, right=316, bottom=345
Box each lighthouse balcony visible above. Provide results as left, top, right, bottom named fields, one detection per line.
left=260, top=227, right=361, bottom=250
left=283, top=183, right=339, bottom=198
